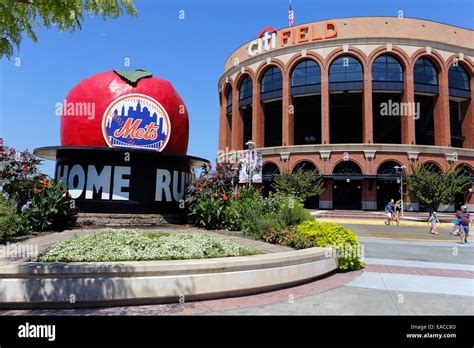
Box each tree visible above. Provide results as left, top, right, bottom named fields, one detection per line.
left=0, top=0, right=137, bottom=59
left=272, top=168, right=324, bottom=202
left=405, top=163, right=470, bottom=210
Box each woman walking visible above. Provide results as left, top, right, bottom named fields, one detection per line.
left=428, top=210, right=439, bottom=235
left=394, top=200, right=402, bottom=225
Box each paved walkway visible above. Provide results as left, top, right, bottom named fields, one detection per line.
left=1, top=222, right=472, bottom=316
left=338, top=222, right=467, bottom=242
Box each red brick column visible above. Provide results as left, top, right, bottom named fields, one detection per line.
left=466, top=183, right=474, bottom=211
left=363, top=69, right=373, bottom=143
left=231, top=87, right=243, bottom=150
left=252, top=78, right=264, bottom=148
left=434, top=69, right=451, bottom=146
left=402, top=65, right=416, bottom=144
left=461, top=77, right=474, bottom=148
left=321, top=68, right=330, bottom=144
left=282, top=72, right=294, bottom=146
left=362, top=179, right=377, bottom=210
left=219, top=90, right=233, bottom=151
left=319, top=179, right=333, bottom=209
left=218, top=92, right=225, bottom=151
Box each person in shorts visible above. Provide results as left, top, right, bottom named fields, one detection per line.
left=428, top=210, right=439, bottom=235
left=451, top=217, right=460, bottom=236
left=385, top=199, right=394, bottom=225
left=456, top=206, right=470, bottom=244
left=394, top=200, right=402, bottom=225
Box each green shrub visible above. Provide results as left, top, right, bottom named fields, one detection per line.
left=261, top=226, right=314, bottom=249
left=242, top=211, right=285, bottom=239
left=298, top=220, right=365, bottom=271
left=0, top=146, right=42, bottom=212
left=186, top=164, right=261, bottom=230
left=0, top=197, right=31, bottom=242
left=242, top=194, right=313, bottom=239
left=25, top=178, right=77, bottom=231
left=272, top=168, right=324, bottom=202
left=279, top=198, right=313, bottom=227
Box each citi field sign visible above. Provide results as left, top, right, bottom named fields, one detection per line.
left=247, top=21, right=338, bottom=57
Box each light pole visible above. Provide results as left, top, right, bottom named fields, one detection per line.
left=394, top=165, right=406, bottom=217
left=245, top=140, right=256, bottom=187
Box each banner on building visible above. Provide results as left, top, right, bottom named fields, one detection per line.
left=238, top=150, right=262, bottom=184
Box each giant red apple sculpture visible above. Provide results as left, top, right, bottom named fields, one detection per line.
left=60, top=69, right=189, bottom=155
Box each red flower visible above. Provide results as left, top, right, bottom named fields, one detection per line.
left=34, top=187, right=40, bottom=194
left=40, top=177, right=49, bottom=188
left=222, top=193, right=228, bottom=201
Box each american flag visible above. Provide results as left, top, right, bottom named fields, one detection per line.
left=289, top=0, right=294, bottom=27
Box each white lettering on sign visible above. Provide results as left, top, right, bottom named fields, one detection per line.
left=155, top=169, right=190, bottom=202
left=68, top=164, right=86, bottom=199
left=248, top=28, right=277, bottom=57
left=156, top=169, right=172, bottom=202
left=56, top=164, right=190, bottom=203
left=85, top=165, right=111, bottom=199
left=247, top=22, right=338, bottom=57
left=112, top=166, right=130, bottom=200
left=57, top=164, right=131, bottom=200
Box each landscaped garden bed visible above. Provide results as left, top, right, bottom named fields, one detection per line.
left=37, top=229, right=261, bottom=262
left=185, top=164, right=365, bottom=271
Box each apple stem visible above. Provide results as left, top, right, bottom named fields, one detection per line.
left=113, top=69, right=153, bottom=85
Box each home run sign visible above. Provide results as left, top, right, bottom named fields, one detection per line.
left=51, top=147, right=205, bottom=214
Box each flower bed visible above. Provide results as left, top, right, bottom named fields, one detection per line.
left=259, top=221, right=365, bottom=271
left=37, top=229, right=261, bottom=262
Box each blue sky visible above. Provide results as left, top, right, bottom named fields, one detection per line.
left=1, top=0, right=473, bottom=176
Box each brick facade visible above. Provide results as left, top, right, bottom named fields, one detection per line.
left=217, top=17, right=474, bottom=211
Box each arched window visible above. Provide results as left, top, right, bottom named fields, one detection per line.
left=292, top=161, right=318, bottom=173
left=333, top=161, right=363, bottom=175
left=414, top=57, right=439, bottom=94
left=377, top=161, right=402, bottom=175
left=225, top=87, right=232, bottom=114
left=422, top=162, right=442, bottom=173
left=372, top=55, right=403, bottom=91
left=330, top=56, right=363, bottom=82
left=456, top=163, right=472, bottom=177
left=449, top=64, right=470, bottom=98
left=260, top=66, right=282, bottom=101
left=239, top=75, right=253, bottom=107
left=291, top=59, right=321, bottom=95
left=262, top=162, right=280, bottom=178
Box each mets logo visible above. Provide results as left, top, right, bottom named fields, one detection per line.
left=102, top=93, right=171, bottom=151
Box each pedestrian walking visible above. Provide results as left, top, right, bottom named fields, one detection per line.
left=394, top=200, right=402, bottom=225
left=385, top=199, right=394, bottom=225
left=451, top=216, right=460, bottom=236
left=428, top=210, right=439, bottom=235
left=456, top=206, right=470, bottom=244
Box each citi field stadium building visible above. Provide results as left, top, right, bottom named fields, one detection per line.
left=217, top=17, right=474, bottom=211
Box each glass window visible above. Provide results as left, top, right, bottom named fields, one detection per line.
left=329, top=56, right=363, bottom=83
left=291, top=59, right=321, bottom=87
left=372, top=54, right=403, bottom=82
left=226, top=88, right=232, bottom=110
left=414, top=57, right=438, bottom=86
left=239, top=75, right=253, bottom=100
left=449, top=64, right=470, bottom=91
left=260, top=66, right=283, bottom=93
